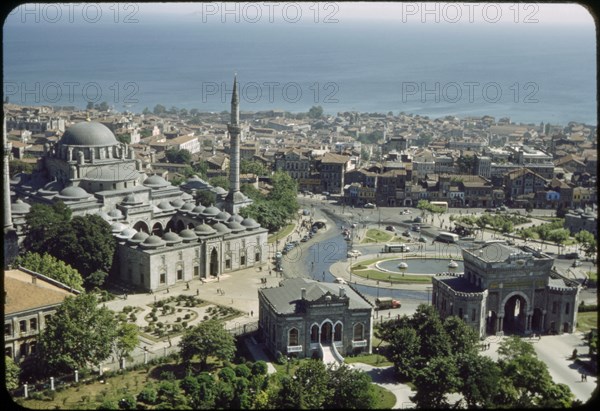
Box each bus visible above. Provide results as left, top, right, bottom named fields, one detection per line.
left=383, top=243, right=411, bottom=253
left=436, top=231, right=459, bottom=243
left=430, top=201, right=449, bottom=212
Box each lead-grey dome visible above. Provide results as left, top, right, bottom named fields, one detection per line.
left=241, top=218, right=260, bottom=230
left=56, top=186, right=90, bottom=200
left=60, top=122, right=118, bottom=146
left=162, top=231, right=182, bottom=245
left=212, top=222, right=231, bottom=234
left=227, top=221, right=245, bottom=233
left=228, top=214, right=244, bottom=223
left=201, top=206, right=221, bottom=218
left=128, top=231, right=149, bottom=244
left=214, top=211, right=231, bottom=222
left=143, top=175, right=169, bottom=188
left=194, top=223, right=216, bottom=236
left=11, top=199, right=31, bottom=214
left=179, top=229, right=197, bottom=242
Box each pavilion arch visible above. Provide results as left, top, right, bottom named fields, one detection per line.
left=501, top=291, right=530, bottom=335
left=209, top=247, right=219, bottom=277
left=133, top=220, right=149, bottom=233
left=287, top=327, right=299, bottom=347
left=152, top=222, right=164, bottom=236
left=333, top=321, right=343, bottom=343
left=353, top=322, right=365, bottom=341
left=319, top=319, right=334, bottom=344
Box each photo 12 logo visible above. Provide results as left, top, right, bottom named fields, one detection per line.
left=199, top=2, right=339, bottom=23
left=400, top=3, right=539, bottom=24
left=9, top=3, right=140, bottom=24
left=401, top=81, right=539, bottom=104
left=201, top=81, right=339, bottom=104
left=3, top=81, right=140, bottom=105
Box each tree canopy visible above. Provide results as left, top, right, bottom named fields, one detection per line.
left=179, top=319, right=235, bottom=371
left=14, top=252, right=84, bottom=291
left=165, top=148, right=192, bottom=164
left=34, top=293, right=118, bottom=377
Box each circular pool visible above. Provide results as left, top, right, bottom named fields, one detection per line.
left=376, top=258, right=464, bottom=275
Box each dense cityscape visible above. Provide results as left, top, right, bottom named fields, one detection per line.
left=3, top=87, right=597, bottom=407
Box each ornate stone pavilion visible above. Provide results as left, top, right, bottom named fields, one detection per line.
left=432, top=243, right=581, bottom=337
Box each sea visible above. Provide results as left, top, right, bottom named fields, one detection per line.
left=3, top=13, right=597, bottom=126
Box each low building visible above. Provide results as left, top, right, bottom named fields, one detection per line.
left=432, top=244, right=580, bottom=338
left=257, top=277, right=373, bottom=360
left=4, top=267, right=80, bottom=362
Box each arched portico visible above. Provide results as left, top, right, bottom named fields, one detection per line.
left=501, top=291, right=531, bottom=335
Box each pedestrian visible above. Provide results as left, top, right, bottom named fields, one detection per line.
left=488, top=343, right=491, bottom=350
left=251, top=310, right=254, bottom=317
left=196, top=289, right=199, bottom=296
left=581, top=373, right=585, bottom=382
left=168, top=335, right=172, bottom=347
left=186, top=282, right=190, bottom=290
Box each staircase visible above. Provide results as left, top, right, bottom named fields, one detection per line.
left=321, top=344, right=343, bottom=369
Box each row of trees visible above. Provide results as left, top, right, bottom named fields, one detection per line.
left=451, top=212, right=531, bottom=235
left=376, top=305, right=576, bottom=408
left=21, top=202, right=116, bottom=289
left=239, top=171, right=299, bottom=232
left=17, top=293, right=138, bottom=383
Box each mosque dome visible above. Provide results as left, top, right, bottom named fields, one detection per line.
left=181, top=202, right=195, bottom=212
left=228, top=214, right=244, bottom=223
left=212, top=222, right=231, bottom=234
left=162, top=231, right=182, bottom=246
left=56, top=186, right=90, bottom=200
left=214, top=210, right=231, bottom=222
left=128, top=231, right=149, bottom=245
left=60, top=122, right=118, bottom=146
left=140, top=234, right=166, bottom=249
left=110, top=222, right=127, bottom=233
left=194, top=223, right=216, bottom=236
left=201, top=206, right=221, bottom=218
left=157, top=200, right=174, bottom=211
left=143, top=175, right=169, bottom=188
left=241, top=218, right=260, bottom=230
left=121, top=194, right=141, bottom=205
left=179, top=229, right=198, bottom=242
left=227, top=221, right=245, bottom=233
left=190, top=205, right=206, bottom=215
left=170, top=198, right=185, bottom=208
left=11, top=199, right=31, bottom=214
left=116, top=227, right=137, bottom=240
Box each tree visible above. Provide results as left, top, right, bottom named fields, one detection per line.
left=5, top=356, right=20, bottom=391
left=24, top=201, right=72, bottom=255
left=142, top=107, right=150, bottom=115
left=54, top=214, right=116, bottom=278
left=14, top=252, right=84, bottom=291
left=86, top=270, right=108, bottom=289
left=308, top=105, right=324, bottom=119
left=153, top=104, right=166, bottom=115
left=165, top=148, right=192, bottom=164
left=268, top=171, right=299, bottom=218
left=9, top=160, right=34, bottom=177
left=386, top=327, right=421, bottom=380
left=410, top=355, right=460, bottom=408
left=360, top=147, right=371, bottom=162
left=240, top=159, right=269, bottom=176
left=209, top=176, right=230, bottom=191
left=324, top=364, right=375, bottom=409
left=196, top=189, right=217, bottom=206
left=442, top=316, right=478, bottom=356
left=95, top=101, right=109, bottom=112
left=548, top=228, right=570, bottom=255
left=293, top=359, right=331, bottom=409
left=270, top=375, right=303, bottom=409
left=241, top=183, right=263, bottom=201
left=86, top=101, right=94, bottom=110
left=497, top=336, right=536, bottom=361
left=112, top=322, right=138, bottom=366
left=36, top=293, right=118, bottom=376
left=181, top=372, right=217, bottom=409
left=456, top=352, right=501, bottom=408
left=179, top=319, right=235, bottom=371
left=193, top=161, right=209, bottom=178
left=575, top=230, right=596, bottom=256
left=410, top=304, right=451, bottom=361
left=457, top=155, right=475, bottom=174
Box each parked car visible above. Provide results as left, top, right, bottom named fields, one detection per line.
left=385, top=225, right=396, bottom=232
left=418, top=236, right=427, bottom=243
left=301, top=235, right=309, bottom=242
left=334, top=277, right=347, bottom=284
left=347, top=249, right=362, bottom=258
left=364, top=202, right=376, bottom=209
left=402, top=230, right=411, bottom=237
left=564, top=252, right=579, bottom=260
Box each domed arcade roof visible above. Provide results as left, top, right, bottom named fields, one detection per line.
left=60, top=122, right=118, bottom=147
left=143, top=175, right=169, bottom=188
left=56, top=186, right=91, bottom=200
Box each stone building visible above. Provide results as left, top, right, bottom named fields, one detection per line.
left=432, top=243, right=580, bottom=338
left=4, top=267, right=80, bottom=361
left=5, top=78, right=265, bottom=291
left=257, top=278, right=373, bottom=360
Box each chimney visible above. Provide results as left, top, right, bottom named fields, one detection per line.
left=301, top=288, right=306, bottom=300
left=339, top=287, right=346, bottom=298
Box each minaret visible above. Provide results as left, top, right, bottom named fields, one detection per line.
left=228, top=75, right=241, bottom=196
left=3, top=114, right=13, bottom=230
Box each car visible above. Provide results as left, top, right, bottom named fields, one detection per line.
left=385, top=225, right=396, bottom=232
left=363, top=202, right=376, bottom=209
left=411, top=224, right=420, bottom=232
left=572, top=260, right=582, bottom=267
left=347, top=249, right=362, bottom=258
left=418, top=236, right=427, bottom=243
left=564, top=252, right=579, bottom=260
left=301, top=235, right=309, bottom=242
left=351, top=223, right=357, bottom=228
left=322, top=191, right=330, bottom=196
left=333, top=277, right=347, bottom=284
left=402, top=230, right=411, bottom=237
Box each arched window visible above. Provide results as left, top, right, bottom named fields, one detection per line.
left=353, top=323, right=364, bottom=341
left=288, top=328, right=299, bottom=346
left=310, top=324, right=319, bottom=343
left=334, top=323, right=342, bottom=341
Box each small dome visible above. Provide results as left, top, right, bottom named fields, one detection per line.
left=214, top=210, right=231, bottom=222
left=110, top=222, right=127, bottom=233
left=157, top=200, right=174, bottom=211
left=108, top=209, right=124, bottom=218
left=60, top=122, right=118, bottom=147
left=191, top=205, right=206, bottom=215
left=181, top=202, right=195, bottom=212
left=11, top=199, right=31, bottom=214
left=212, top=222, right=231, bottom=234
left=179, top=229, right=197, bottom=241
left=116, top=227, right=137, bottom=240
left=241, top=218, right=260, bottom=229
left=227, top=221, right=245, bottom=233
left=170, top=198, right=185, bottom=208
left=57, top=186, right=90, bottom=200
left=201, top=206, right=221, bottom=217
left=128, top=231, right=149, bottom=244
left=141, top=234, right=166, bottom=249
left=228, top=214, right=244, bottom=223
left=213, top=186, right=227, bottom=195
left=162, top=231, right=182, bottom=245
left=181, top=192, right=193, bottom=201
left=121, top=194, right=141, bottom=205
left=143, top=174, right=169, bottom=188
left=194, top=223, right=216, bottom=236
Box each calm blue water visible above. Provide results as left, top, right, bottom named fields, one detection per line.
left=3, top=16, right=596, bottom=125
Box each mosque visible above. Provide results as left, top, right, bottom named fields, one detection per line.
left=4, top=78, right=266, bottom=291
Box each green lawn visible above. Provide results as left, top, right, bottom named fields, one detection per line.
left=268, top=223, right=295, bottom=243
left=345, top=353, right=393, bottom=367
left=352, top=269, right=433, bottom=284
left=362, top=229, right=394, bottom=243
left=577, top=311, right=598, bottom=333
left=586, top=271, right=597, bottom=282
left=372, top=384, right=397, bottom=409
